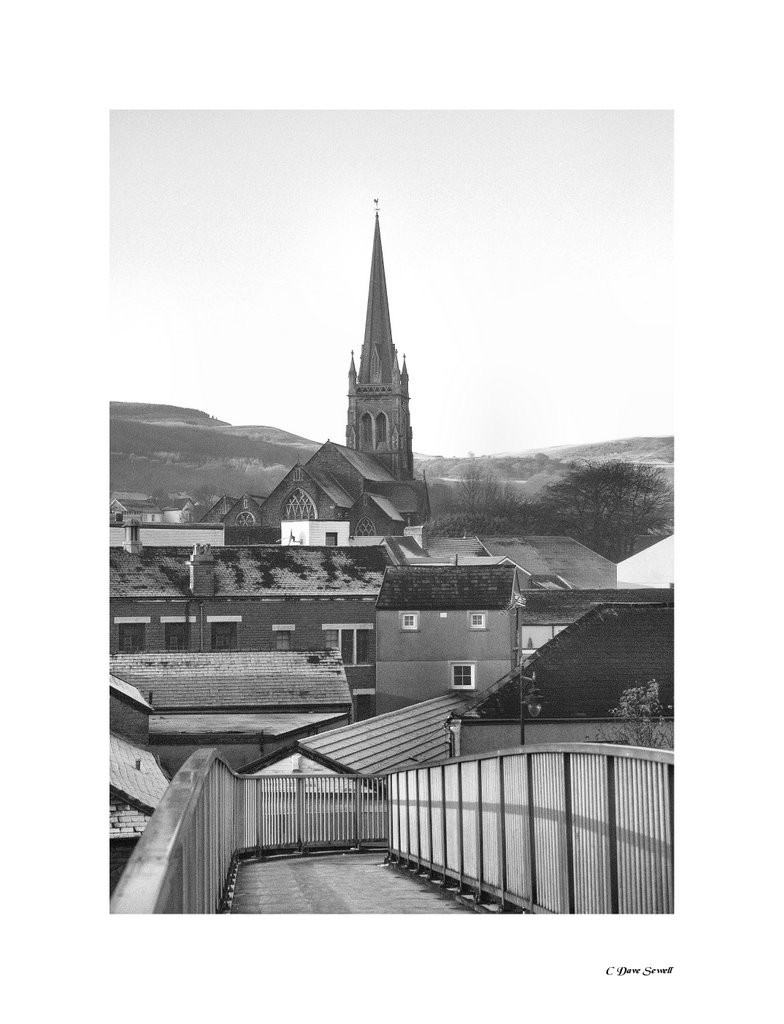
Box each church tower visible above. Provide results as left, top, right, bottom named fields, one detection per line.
left=346, top=211, right=414, bottom=480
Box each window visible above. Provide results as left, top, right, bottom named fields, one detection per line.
left=469, top=612, right=487, bottom=630
left=375, top=412, right=387, bottom=444
left=323, top=627, right=372, bottom=665
left=283, top=488, right=317, bottom=520
left=355, top=516, right=375, bottom=536
left=451, top=663, right=476, bottom=689
left=165, top=622, right=188, bottom=651
left=276, top=630, right=292, bottom=651
left=325, top=532, right=338, bottom=547
left=371, top=346, right=381, bottom=381
left=236, top=510, right=256, bottom=526
left=211, top=621, right=237, bottom=651
left=520, top=625, right=568, bottom=650
left=119, top=623, right=145, bottom=653
left=360, top=413, right=373, bottom=447
left=400, top=612, right=419, bottom=631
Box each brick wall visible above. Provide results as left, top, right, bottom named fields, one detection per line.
left=110, top=596, right=378, bottom=699
left=110, top=792, right=150, bottom=838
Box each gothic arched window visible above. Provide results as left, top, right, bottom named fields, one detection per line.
left=375, top=412, right=387, bottom=445
left=355, top=516, right=376, bottom=536
left=284, top=488, right=317, bottom=520
left=236, top=511, right=256, bottom=526
left=360, top=413, right=373, bottom=448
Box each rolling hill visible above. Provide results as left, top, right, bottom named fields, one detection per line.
left=110, top=401, right=673, bottom=505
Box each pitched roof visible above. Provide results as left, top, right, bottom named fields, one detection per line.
left=110, top=545, right=390, bottom=598
left=149, top=711, right=346, bottom=738
left=479, top=536, right=617, bottom=588
left=318, top=442, right=397, bottom=482
left=293, top=694, right=474, bottom=774
left=110, top=733, right=170, bottom=813
left=108, top=651, right=353, bottom=711
left=110, top=674, right=152, bottom=711
left=368, top=493, right=404, bottom=522
left=517, top=587, right=672, bottom=624
left=425, top=536, right=488, bottom=558
left=376, top=564, right=518, bottom=610
left=306, top=468, right=355, bottom=508
left=461, top=603, right=674, bottom=721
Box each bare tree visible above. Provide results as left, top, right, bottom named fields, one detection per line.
left=534, top=460, right=672, bottom=560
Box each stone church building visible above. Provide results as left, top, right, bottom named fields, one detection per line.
left=210, top=213, right=430, bottom=540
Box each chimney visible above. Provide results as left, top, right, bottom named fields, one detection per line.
left=123, top=520, right=142, bottom=554
left=404, top=523, right=426, bottom=552
left=189, top=543, right=215, bottom=597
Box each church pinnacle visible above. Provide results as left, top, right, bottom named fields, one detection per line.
left=346, top=209, right=414, bottom=480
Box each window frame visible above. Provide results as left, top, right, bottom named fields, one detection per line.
left=118, top=622, right=146, bottom=653
left=325, top=532, right=338, bottom=547
left=322, top=625, right=373, bottom=665
left=468, top=611, right=487, bottom=630
left=400, top=611, right=420, bottom=632
left=210, top=621, right=238, bottom=652
left=164, top=621, right=188, bottom=652
left=450, top=662, right=476, bottom=690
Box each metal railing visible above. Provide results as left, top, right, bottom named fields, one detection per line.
left=387, top=743, right=674, bottom=914
left=111, top=749, right=387, bottom=914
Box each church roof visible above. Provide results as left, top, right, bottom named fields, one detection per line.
left=367, top=494, right=404, bottom=522
left=357, top=214, right=398, bottom=384
left=317, top=441, right=397, bottom=481
left=305, top=467, right=355, bottom=508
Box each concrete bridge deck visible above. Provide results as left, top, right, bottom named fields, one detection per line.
left=229, top=851, right=475, bottom=914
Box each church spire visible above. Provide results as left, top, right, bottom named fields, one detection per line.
left=346, top=207, right=414, bottom=481
left=358, top=213, right=397, bottom=384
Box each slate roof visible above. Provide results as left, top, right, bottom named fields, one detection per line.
left=110, top=674, right=152, bottom=711
left=461, top=603, right=674, bottom=721
left=376, top=564, right=518, bottom=610
left=320, top=442, right=397, bottom=482
left=479, top=536, right=617, bottom=589
left=110, top=732, right=170, bottom=813
left=306, top=469, right=355, bottom=509
left=368, top=494, right=404, bottom=522
left=517, top=588, right=672, bottom=625
left=150, top=711, right=346, bottom=738
left=109, top=651, right=352, bottom=711
left=110, top=545, right=390, bottom=598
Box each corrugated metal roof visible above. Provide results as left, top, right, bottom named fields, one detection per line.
left=110, top=733, right=170, bottom=812
left=109, top=651, right=352, bottom=710
left=300, top=693, right=474, bottom=773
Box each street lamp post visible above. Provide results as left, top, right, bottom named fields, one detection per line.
left=519, top=671, right=543, bottom=746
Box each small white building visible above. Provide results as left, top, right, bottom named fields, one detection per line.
left=616, top=535, right=674, bottom=588
left=281, top=520, right=351, bottom=546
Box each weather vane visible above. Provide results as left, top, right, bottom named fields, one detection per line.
left=373, top=197, right=380, bottom=214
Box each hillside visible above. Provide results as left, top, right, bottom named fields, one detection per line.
left=110, top=402, right=320, bottom=500
left=111, top=402, right=673, bottom=506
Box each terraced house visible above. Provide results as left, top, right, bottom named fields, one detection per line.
left=110, top=541, right=391, bottom=719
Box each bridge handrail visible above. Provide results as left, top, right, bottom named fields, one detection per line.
left=111, top=747, right=226, bottom=914
left=387, top=742, right=674, bottom=914
left=111, top=751, right=389, bottom=914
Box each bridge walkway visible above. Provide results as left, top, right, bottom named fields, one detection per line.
left=229, top=851, right=474, bottom=914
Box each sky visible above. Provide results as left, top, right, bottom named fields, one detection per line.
left=110, top=110, right=673, bottom=456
